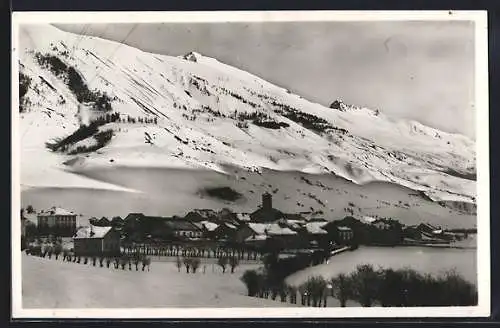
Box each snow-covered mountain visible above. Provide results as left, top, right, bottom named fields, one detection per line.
left=18, top=24, right=476, bottom=205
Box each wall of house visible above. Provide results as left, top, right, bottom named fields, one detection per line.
left=234, top=226, right=254, bottom=243
left=74, top=238, right=103, bottom=256
left=174, top=230, right=203, bottom=238
left=37, top=215, right=77, bottom=237
left=269, top=234, right=304, bottom=250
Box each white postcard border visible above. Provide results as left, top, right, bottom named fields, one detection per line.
left=11, top=10, right=490, bottom=319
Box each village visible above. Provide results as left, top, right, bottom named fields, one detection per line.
left=20, top=192, right=478, bottom=308
left=21, top=192, right=471, bottom=264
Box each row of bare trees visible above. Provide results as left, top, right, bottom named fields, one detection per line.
left=124, top=244, right=262, bottom=262
left=175, top=256, right=240, bottom=274
left=25, top=246, right=152, bottom=272
left=241, top=264, right=478, bottom=307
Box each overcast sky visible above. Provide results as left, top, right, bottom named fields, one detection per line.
left=56, top=21, right=476, bottom=139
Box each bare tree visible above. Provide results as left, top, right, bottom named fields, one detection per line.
left=183, top=257, right=191, bottom=273
left=53, top=243, right=62, bottom=260
left=218, top=256, right=228, bottom=274
left=141, top=257, right=151, bottom=272
left=330, top=273, right=352, bottom=307
left=229, top=256, right=239, bottom=273
left=191, top=258, right=201, bottom=273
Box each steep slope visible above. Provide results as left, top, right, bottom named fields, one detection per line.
left=18, top=24, right=476, bottom=206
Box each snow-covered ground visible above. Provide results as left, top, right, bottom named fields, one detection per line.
left=21, top=254, right=293, bottom=308
left=22, top=254, right=365, bottom=308
left=22, top=254, right=276, bottom=308
left=18, top=24, right=476, bottom=205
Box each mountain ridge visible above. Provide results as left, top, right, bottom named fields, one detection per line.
left=18, top=24, right=476, bottom=205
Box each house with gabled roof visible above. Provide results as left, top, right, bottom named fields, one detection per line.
left=237, top=221, right=304, bottom=249
left=164, top=219, right=204, bottom=239
left=73, top=225, right=121, bottom=256
left=37, top=206, right=77, bottom=237
left=122, top=213, right=204, bottom=241
left=235, top=213, right=251, bottom=223
left=211, top=222, right=239, bottom=241
left=184, top=209, right=219, bottom=222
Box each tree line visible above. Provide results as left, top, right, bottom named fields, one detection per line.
left=25, top=244, right=152, bottom=272
left=175, top=255, right=240, bottom=274
left=19, top=72, right=32, bottom=112
left=241, top=264, right=477, bottom=307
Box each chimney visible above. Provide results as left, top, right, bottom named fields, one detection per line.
left=262, top=192, right=272, bottom=210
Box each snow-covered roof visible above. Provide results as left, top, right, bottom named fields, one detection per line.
left=200, top=220, right=218, bottom=231
left=420, top=223, right=440, bottom=230
left=38, top=207, right=76, bottom=216
left=245, top=234, right=269, bottom=242
left=337, top=226, right=352, bottom=232
left=372, top=219, right=391, bottom=226
left=363, top=216, right=377, bottom=223
left=23, top=213, right=38, bottom=225
left=74, top=225, right=113, bottom=239
left=164, top=220, right=201, bottom=231
left=248, top=223, right=297, bottom=236
left=307, top=217, right=327, bottom=223
left=223, top=222, right=237, bottom=230
left=304, top=221, right=328, bottom=234
left=247, top=223, right=267, bottom=235
left=287, top=219, right=306, bottom=225
left=236, top=213, right=251, bottom=221
left=186, top=209, right=218, bottom=219
left=282, top=219, right=305, bottom=230
left=191, top=222, right=205, bottom=229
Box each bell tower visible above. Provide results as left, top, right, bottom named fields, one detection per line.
left=262, top=192, right=272, bottom=210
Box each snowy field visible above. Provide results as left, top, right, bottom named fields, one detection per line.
left=22, top=253, right=366, bottom=308
left=22, top=254, right=289, bottom=308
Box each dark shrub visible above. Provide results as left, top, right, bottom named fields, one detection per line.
left=330, top=273, right=352, bottom=307
left=241, top=270, right=261, bottom=296
left=329, top=100, right=342, bottom=110
left=350, top=264, right=379, bottom=307
left=202, top=187, right=242, bottom=202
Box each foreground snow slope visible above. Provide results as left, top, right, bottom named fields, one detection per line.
left=18, top=24, right=476, bottom=204
left=22, top=255, right=294, bottom=308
